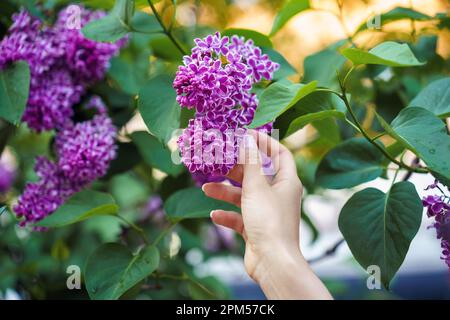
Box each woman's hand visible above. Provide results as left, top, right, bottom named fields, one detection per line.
left=202, top=130, right=332, bottom=300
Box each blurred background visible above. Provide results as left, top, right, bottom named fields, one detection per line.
left=0, top=0, right=449, bottom=300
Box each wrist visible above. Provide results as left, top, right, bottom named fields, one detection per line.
left=251, top=244, right=333, bottom=299
left=252, top=244, right=306, bottom=284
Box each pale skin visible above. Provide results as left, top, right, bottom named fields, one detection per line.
left=202, top=130, right=333, bottom=300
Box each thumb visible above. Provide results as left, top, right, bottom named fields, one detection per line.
left=238, top=132, right=267, bottom=189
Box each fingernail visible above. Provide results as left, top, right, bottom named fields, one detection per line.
left=210, top=210, right=215, bottom=219
left=201, top=184, right=206, bottom=192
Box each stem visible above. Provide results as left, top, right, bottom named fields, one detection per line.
left=117, top=215, right=149, bottom=245
left=152, top=221, right=179, bottom=246
left=146, top=0, right=188, bottom=55
left=337, top=69, right=428, bottom=174
left=371, top=132, right=386, bottom=140
left=308, top=238, right=346, bottom=264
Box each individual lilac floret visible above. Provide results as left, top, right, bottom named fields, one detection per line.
left=422, top=182, right=450, bottom=269
left=0, top=162, right=15, bottom=193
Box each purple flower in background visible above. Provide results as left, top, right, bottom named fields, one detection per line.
left=205, top=225, right=236, bottom=252
left=422, top=181, right=450, bottom=269
left=14, top=157, right=72, bottom=226
left=142, top=195, right=166, bottom=224
left=14, top=97, right=117, bottom=227
left=175, top=32, right=279, bottom=177
left=0, top=7, right=125, bottom=131
left=0, top=162, right=15, bottom=193
left=54, top=7, right=127, bottom=84
left=56, top=113, right=117, bottom=186
left=23, top=69, right=84, bottom=131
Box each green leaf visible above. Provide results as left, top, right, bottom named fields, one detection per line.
left=149, top=34, right=183, bottom=61
left=82, top=0, right=134, bottom=42
left=132, top=131, right=183, bottom=176
left=285, top=110, right=345, bottom=137
left=355, top=7, right=431, bottom=34
left=0, top=61, right=30, bottom=125
left=303, top=42, right=347, bottom=89
left=376, top=107, right=450, bottom=178
left=130, top=11, right=161, bottom=33
left=274, top=90, right=346, bottom=138
left=249, top=81, right=317, bottom=128
left=164, top=187, right=240, bottom=221
left=341, top=41, right=425, bottom=67
left=408, top=77, right=450, bottom=117
left=223, top=28, right=272, bottom=48
left=263, top=48, right=297, bottom=80
left=338, top=182, right=423, bottom=289
left=316, top=137, right=384, bottom=189
left=270, top=0, right=310, bottom=36
left=35, top=191, right=118, bottom=228
left=85, top=244, right=159, bottom=300
left=138, top=75, right=180, bottom=144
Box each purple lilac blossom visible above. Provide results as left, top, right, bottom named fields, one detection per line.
left=0, top=162, right=15, bottom=193
left=0, top=7, right=125, bottom=131
left=14, top=97, right=117, bottom=226
left=422, top=181, right=450, bottom=269
left=174, top=32, right=279, bottom=177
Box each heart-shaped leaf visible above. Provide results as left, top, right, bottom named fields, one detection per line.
left=376, top=107, right=450, bottom=178
left=164, top=187, right=240, bottom=221
left=35, top=191, right=118, bottom=228
left=316, top=137, right=384, bottom=189
left=0, top=61, right=30, bottom=125
left=249, top=81, right=317, bottom=128
left=138, top=75, right=180, bottom=144
left=341, top=41, right=425, bottom=67
left=339, top=181, right=423, bottom=289
left=408, top=77, right=450, bottom=118
left=85, top=244, right=159, bottom=300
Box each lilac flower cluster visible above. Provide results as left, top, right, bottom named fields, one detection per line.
left=0, top=162, right=15, bottom=193
left=174, top=32, right=279, bottom=177
left=0, top=7, right=125, bottom=131
left=14, top=97, right=117, bottom=226
left=422, top=181, right=450, bottom=269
